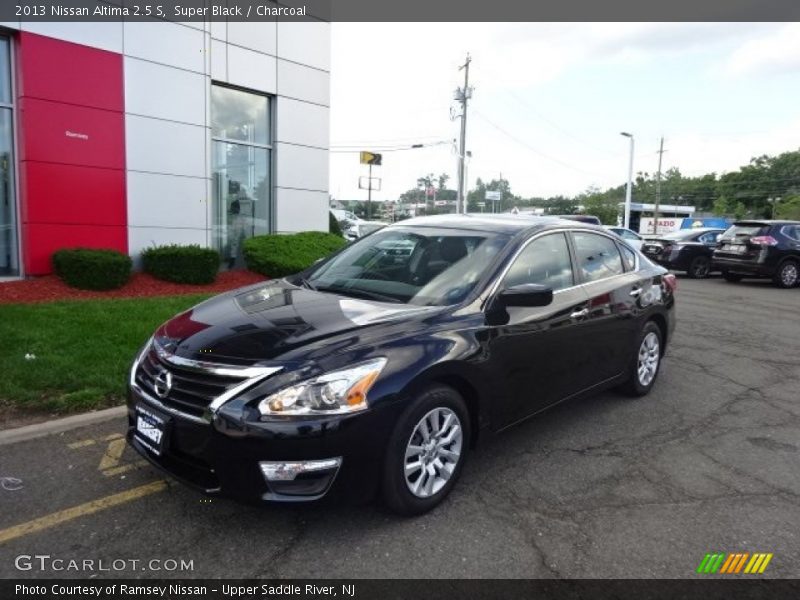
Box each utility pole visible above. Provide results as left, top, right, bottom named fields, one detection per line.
left=367, top=163, right=373, bottom=220
left=455, top=54, right=472, bottom=215
left=653, top=136, right=665, bottom=235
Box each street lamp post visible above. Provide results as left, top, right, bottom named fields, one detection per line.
left=620, top=132, right=634, bottom=229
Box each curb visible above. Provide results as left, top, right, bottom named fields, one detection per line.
left=0, top=405, right=128, bottom=446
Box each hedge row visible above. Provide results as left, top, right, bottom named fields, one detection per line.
left=243, top=231, right=346, bottom=278
left=52, top=248, right=132, bottom=290
left=141, top=245, right=220, bottom=284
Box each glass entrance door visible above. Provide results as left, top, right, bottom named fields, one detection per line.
left=210, top=85, right=271, bottom=268
left=0, top=37, right=18, bottom=277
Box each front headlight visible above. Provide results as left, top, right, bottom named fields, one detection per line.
left=257, top=358, right=387, bottom=416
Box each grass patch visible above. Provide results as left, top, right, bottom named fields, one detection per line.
left=0, top=295, right=210, bottom=416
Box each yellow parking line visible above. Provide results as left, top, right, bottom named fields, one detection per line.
left=0, top=480, right=166, bottom=545
left=98, top=438, right=127, bottom=471
left=102, top=461, right=147, bottom=477
left=67, top=439, right=96, bottom=449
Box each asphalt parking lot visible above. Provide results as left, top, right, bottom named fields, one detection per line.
left=1, top=276, right=799, bottom=579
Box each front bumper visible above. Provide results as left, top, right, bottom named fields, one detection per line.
left=126, top=387, right=399, bottom=504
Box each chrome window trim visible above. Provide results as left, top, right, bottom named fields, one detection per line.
left=483, top=227, right=634, bottom=306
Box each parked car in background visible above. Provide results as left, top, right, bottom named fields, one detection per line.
left=713, top=220, right=800, bottom=288
left=605, top=226, right=644, bottom=251
left=343, top=220, right=386, bottom=241
left=641, top=227, right=724, bottom=279
left=554, top=214, right=602, bottom=225
left=127, top=215, right=676, bottom=515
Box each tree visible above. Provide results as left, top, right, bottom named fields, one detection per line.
left=775, top=194, right=800, bottom=220
left=579, top=187, right=621, bottom=224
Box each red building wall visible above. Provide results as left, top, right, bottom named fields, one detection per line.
left=16, top=33, right=126, bottom=275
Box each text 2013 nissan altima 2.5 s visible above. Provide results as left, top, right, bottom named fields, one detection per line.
left=127, top=215, right=676, bottom=515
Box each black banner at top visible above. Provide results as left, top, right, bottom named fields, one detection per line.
left=2, top=0, right=800, bottom=22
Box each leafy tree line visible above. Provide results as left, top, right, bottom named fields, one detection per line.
left=394, top=148, right=800, bottom=224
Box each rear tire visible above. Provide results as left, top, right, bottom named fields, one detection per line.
left=722, top=271, right=743, bottom=283
left=619, top=321, right=663, bottom=397
left=687, top=256, right=711, bottom=279
left=773, top=260, right=799, bottom=289
left=382, top=384, right=470, bottom=516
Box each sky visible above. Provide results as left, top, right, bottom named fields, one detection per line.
left=329, top=23, right=800, bottom=203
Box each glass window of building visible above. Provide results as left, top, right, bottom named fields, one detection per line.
left=211, top=85, right=271, bottom=268
left=0, top=35, right=18, bottom=277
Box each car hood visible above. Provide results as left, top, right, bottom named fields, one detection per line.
left=155, top=280, right=441, bottom=364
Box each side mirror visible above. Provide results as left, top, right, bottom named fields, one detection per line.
left=497, top=283, right=553, bottom=307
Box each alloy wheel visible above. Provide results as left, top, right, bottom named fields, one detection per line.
left=780, top=263, right=798, bottom=287
left=637, top=331, right=660, bottom=387
left=692, top=257, right=710, bottom=278
left=404, top=407, right=463, bottom=498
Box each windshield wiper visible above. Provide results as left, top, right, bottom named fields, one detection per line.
left=296, top=277, right=317, bottom=291
left=316, top=284, right=403, bottom=304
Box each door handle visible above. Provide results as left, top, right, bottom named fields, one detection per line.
left=629, top=287, right=643, bottom=297
left=570, top=308, right=589, bottom=319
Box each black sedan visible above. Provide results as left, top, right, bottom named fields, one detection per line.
left=127, top=215, right=676, bottom=514
left=641, top=228, right=725, bottom=278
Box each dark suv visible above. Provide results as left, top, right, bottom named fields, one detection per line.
left=713, top=220, right=800, bottom=288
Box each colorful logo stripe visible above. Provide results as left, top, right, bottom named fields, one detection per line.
left=697, top=553, right=773, bottom=574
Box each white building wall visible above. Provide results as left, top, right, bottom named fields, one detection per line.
left=211, top=21, right=330, bottom=235
left=9, top=19, right=330, bottom=257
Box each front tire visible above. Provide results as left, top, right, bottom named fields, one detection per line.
left=382, top=384, right=470, bottom=515
left=773, top=260, right=799, bottom=289
left=619, top=321, right=663, bottom=397
left=687, top=256, right=711, bottom=279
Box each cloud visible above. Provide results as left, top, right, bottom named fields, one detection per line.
left=724, top=23, right=800, bottom=77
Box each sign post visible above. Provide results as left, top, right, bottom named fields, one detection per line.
left=360, top=152, right=382, bottom=219
left=485, top=190, right=502, bottom=213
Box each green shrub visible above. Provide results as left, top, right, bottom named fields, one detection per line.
left=141, top=244, right=220, bottom=284
left=329, top=211, right=343, bottom=237
left=243, top=231, right=347, bottom=278
left=52, top=248, right=132, bottom=291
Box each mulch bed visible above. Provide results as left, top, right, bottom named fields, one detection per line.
left=0, top=270, right=266, bottom=305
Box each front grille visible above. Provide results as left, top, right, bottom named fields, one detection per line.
left=135, top=347, right=245, bottom=418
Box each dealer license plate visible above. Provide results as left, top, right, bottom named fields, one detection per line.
left=134, top=403, right=170, bottom=456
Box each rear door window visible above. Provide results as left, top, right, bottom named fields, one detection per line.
left=619, top=243, right=637, bottom=271
left=572, top=232, right=624, bottom=283
left=781, top=225, right=800, bottom=241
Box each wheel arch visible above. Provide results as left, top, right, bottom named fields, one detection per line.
left=401, top=367, right=486, bottom=449
left=648, top=312, right=668, bottom=355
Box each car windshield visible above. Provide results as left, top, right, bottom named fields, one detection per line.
left=300, top=227, right=510, bottom=306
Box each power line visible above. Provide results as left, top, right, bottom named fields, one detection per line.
left=472, top=110, right=605, bottom=178
left=330, top=141, right=452, bottom=153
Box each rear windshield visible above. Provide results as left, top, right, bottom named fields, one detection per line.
left=660, top=229, right=708, bottom=241
left=721, top=224, right=769, bottom=239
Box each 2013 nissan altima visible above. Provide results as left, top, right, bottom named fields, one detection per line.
left=127, top=215, right=676, bottom=515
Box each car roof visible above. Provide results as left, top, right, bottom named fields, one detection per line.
left=733, top=220, right=800, bottom=226
left=390, top=213, right=607, bottom=236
